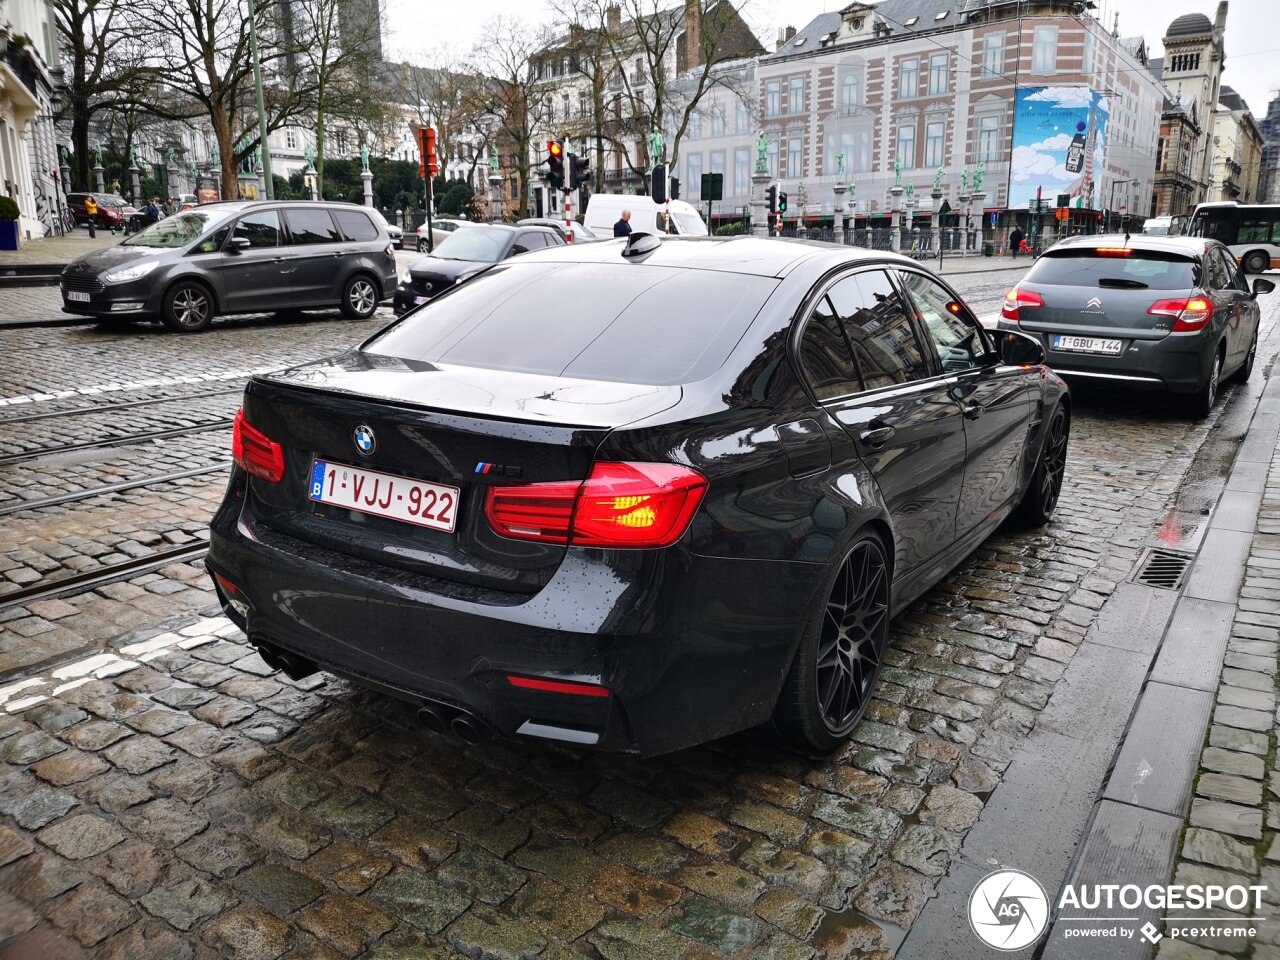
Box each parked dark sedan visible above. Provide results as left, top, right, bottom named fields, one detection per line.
left=997, top=234, right=1271, bottom=418
left=515, top=217, right=604, bottom=242
left=208, top=235, right=1069, bottom=756
left=393, top=224, right=565, bottom=314
left=60, top=200, right=398, bottom=332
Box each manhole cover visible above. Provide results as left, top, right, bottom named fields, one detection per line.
left=1130, top=548, right=1193, bottom=590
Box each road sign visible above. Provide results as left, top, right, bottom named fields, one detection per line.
left=989, top=212, right=998, bottom=227
left=700, top=172, right=723, bottom=202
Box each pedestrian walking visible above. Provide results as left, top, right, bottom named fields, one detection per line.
left=613, top=209, right=632, bottom=237
left=83, top=195, right=98, bottom=238
left=1009, top=226, right=1024, bottom=259
left=144, top=197, right=161, bottom=226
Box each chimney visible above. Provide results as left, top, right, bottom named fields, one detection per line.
left=776, top=28, right=785, bottom=51
left=606, top=3, right=621, bottom=34
left=785, top=25, right=796, bottom=42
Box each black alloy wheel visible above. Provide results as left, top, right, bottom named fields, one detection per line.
left=162, top=281, right=213, bottom=333
left=341, top=275, right=379, bottom=319
left=775, top=534, right=890, bottom=751
left=1014, top=404, right=1068, bottom=526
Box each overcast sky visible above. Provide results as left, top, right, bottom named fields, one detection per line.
left=384, top=0, right=1277, bottom=117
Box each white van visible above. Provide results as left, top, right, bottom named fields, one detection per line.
left=1142, top=215, right=1186, bottom=236
left=583, top=195, right=708, bottom=238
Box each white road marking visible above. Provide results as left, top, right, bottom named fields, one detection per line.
left=0, top=678, right=46, bottom=705
left=0, top=366, right=282, bottom=407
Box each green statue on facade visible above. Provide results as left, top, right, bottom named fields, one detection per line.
left=934, top=166, right=945, bottom=191
left=647, top=129, right=665, bottom=172
left=973, top=161, right=985, bottom=193
left=361, top=144, right=370, bottom=173
left=755, top=132, right=769, bottom=174
left=893, top=156, right=902, bottom=187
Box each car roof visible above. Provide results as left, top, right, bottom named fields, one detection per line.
left=1048, top=233, right=1210, bottom=257
left=507, top=234, right=920, bottom=278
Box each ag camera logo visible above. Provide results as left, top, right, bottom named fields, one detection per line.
left=969, top=869, right=1050, bottom=950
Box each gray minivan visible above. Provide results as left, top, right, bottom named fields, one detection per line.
left=59, top=200, right=398, bottom=332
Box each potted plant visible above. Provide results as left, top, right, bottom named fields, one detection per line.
left=0, top=196, right=20, bottom=251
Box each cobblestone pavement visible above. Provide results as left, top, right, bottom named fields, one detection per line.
left=0, top=278, right=1275, bottom=958
left=1158, top=443, right=1280, bottom=960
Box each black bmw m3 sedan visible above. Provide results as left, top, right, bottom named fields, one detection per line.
left=208, top=234, right=1070, bottom=756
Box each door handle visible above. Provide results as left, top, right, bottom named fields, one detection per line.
left=270, top=256, right=285, bottom=262
left=961, top=402, right=984, bottom=420
left=859, top=425, right=896, bottom=447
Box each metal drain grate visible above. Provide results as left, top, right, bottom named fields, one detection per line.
left=1130, top=548, right=1193, bottom=590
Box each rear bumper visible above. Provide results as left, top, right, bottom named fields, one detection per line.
left=207, top=483, right=820, bottom=755
left=997, top=320, right=1215, bottom=393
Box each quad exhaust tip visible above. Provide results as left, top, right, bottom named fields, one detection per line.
left=415, top=699, right=490, bottom=743
left=253, top=639, right=319, bottom=682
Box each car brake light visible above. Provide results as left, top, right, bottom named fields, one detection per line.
left=1001, top=287, right=1044, bottom=323
left=485, top=461, right=708, bottom=548
left=1095, top=247, right=1132, bottom=256
left=1149, top=297, right=1212, bottom=332
left=507, top=674, right=611, bottom=697
left=232, top=409, right=285, bottom=483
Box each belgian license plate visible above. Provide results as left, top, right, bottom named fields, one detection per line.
left=66, top=291, right=91, bottom=302
left=1052, top=334, right=1123, bottom=355
left=309, top=460, right=460, bottom=532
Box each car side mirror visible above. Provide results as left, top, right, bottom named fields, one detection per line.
left=227, top=237, right=251, bottom=253
left=999, top=330, right=1046, bottom=366
left=1252, top=278, right=1275, bottom=298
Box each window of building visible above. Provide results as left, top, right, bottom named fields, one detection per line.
left=286, top=128, right=298, bottom=150
left=689, top=112, right=702, bottom=139
left=841, top=74, right=860, bottom=108
left=928, top=53, right=949, bottom=95
left=766, top=80, right=781, bottom=117
left=787, top=137, right=802, bottom=177
left=789, top=76, right=805, bottom=113
left=767, top=140, right=778, bottom=178
left=978, top=115, right=1001, bottom=162
left=983, top=33, right=1004, bottom=77
left=580, top=93, right=589, bottom=118
left=925, top=120, right=946, bottom=167
left=899, top=58, right=918, bottom=98
left=710, top=150, right=726, bottom=182
left=1032, top=26, right=1058, bottom=73
left=736, top=99, right=750, bottom=133
left=686, top=152, right=702, bottom=198
left=897, top=123, right=916, bottom=169
left=854, top=128, right=872, bottom=172
left=734, top=146, right=749, bottom=194
left=711, top=107, right=725, bottom=137
left=562, top=93, right=570, bottom=118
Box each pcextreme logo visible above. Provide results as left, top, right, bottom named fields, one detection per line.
left=969, top=869, right=1050, bottom=950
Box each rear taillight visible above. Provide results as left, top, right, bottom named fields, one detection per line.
left=1001, top=287, right=1044, bottom=323
left=1149, top=297, right=1212, bottom=332
left=232, top=409, right=285, bottom=483
left=485, top=461, right=708, bottom=548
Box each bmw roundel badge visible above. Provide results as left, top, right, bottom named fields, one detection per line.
left=352, top=425, right=376, bottom=456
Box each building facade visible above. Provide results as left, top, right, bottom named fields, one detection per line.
left=1, top=0, right=63, bottom=241
left=1208, top=86, right=1264, bottom=203
left=731, top=0, right=1164, bottom=244
left=1258, top=94, right=1280, bottom=203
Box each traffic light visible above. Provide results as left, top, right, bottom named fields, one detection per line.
left=778, top=191, right=788, bottom=214
left=569, top=153, right=590, bottom=189
left=417, top=127, right=438, bottom=177
left=546, top=141, right=564, bottom=188
left=650, top=164, right=666, bottom=202
left=766, top=185, right=777, bottom=213
left=670, top=176, right=681, bottom=200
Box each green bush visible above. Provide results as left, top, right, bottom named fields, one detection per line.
left=0, top=196, right=19, bottom=221
left=714, top=221, right=743, bottom=236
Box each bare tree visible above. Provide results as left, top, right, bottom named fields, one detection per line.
left=399, top=50, right=487, bottom=184
left=53, top=0, right=153, bottom=189
left=467, top=17, right=556, bottom=219
left=288, top=0, right=388, bottom=197
left=552, top=0, right=761, bottom=177
left=134, top=0, right=315, bottom=198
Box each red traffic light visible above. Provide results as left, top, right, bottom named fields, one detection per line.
left=548, top=141, right=563, bottom=158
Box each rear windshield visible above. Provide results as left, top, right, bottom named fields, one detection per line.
left=1024, top=248, right=1198, bottom=290
left=365, top=262, right=777, bottom=385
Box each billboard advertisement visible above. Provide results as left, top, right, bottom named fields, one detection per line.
left=1010, top=86, right=1109, bottom=210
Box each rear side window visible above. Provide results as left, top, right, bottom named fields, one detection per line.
left=1027, top=248, right=1198, bottom=290
left=333, top=209, right=379, bottom=242
left=365, top=262, right=778, bottom=386
left=284, top=208, right=340, bottom=244
left=799, top=294, right=861, bottom=400
left=829, top=271, right=930, bottom=389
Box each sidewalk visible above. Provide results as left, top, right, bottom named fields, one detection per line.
left=1, top=231, right=119, bottom=266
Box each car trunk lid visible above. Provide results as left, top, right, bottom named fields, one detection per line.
left=241, top=352, right=681, bottom=593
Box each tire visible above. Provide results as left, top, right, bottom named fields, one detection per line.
left=1234, top=328, right=1258, bottom=383
left=417, top=237, right=428, bottom=253
left=1188, top=348, right=1223, bottom=420
left=774, top=534, right=891, bottom=753
left=1012, top=404, right=1069, bottom=526
left=1243, top=250, right=1269, bottom=274
left=161, top=281, right=214, bottom=333
left=340, top=275, right=379, bottom=320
